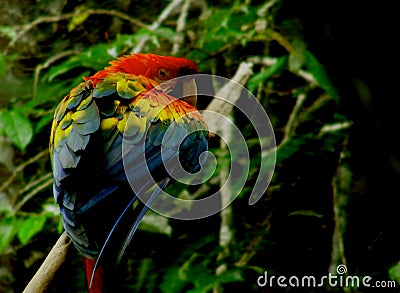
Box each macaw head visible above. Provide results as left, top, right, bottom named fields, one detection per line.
left=84, top=53, right=199, bottom=106
left=85, top=53, right=197, bottom=83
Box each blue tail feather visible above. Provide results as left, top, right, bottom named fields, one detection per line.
left=89, top=177, right=170, bottom=290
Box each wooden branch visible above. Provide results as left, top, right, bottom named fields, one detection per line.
left=329, top=139, right=350, bottom=275
left=204, top=62, right=254, bottom=293
left=171, top=0, right=192, bottom=55
left=213, top=134, right=234, bottom=293
left=133, top=0, right=184, bottom=53
left=23, top=232, right=72, bottom=293
left=204, top=61, right=253, bottom=133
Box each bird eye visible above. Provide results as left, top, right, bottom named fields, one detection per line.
left=157, top=68, right=170, bottom=80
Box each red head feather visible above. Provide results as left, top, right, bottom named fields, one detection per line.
left=84, top=53, right=198, bottom=86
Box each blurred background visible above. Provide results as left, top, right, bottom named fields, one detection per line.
left=0, top=0, right=398, bottom=292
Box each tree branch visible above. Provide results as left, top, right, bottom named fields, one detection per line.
left=281, top=93, right=306, bottom=144
left=133, top=0, right=184, bottom=53
left=329, top=139, right=351, bottom=293
left=23, top=232, right=72, bottom=293
left=204, top=61, right=254, bottom=132
left=171, top=0, right=192, bottom=55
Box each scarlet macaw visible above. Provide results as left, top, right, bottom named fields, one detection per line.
left=49, top=53, right=208, bottom=292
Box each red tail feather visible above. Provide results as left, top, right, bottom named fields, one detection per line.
left=83, top=257, right=106, bottom=293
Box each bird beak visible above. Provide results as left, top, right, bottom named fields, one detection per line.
left=182, top=78, right=197, bottom=107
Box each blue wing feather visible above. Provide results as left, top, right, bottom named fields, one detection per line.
left=51, top=74, right=208, bottom=264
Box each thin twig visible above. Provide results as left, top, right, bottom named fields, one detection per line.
left=33, top=50, right=79, bottom=98
left=281, top=93, right=306, bottom=144
left=268, top=30, right=294, bottom=53
left=17, top=172, right=52, bottom=197
left=257, top=0, right=279, bottom=17
left=4, top=13, right=75, bottom=55
left=172, top=0, right=192, bottom=55
left=234, top=212, right=272, bottom=268
left=133, top=0, right=184, bottom=53
left=14, top=173, right=53, bottom=213
left=4, top=9, right=149, bottom=55
left=297, top=93, right=331, bottom=123
left=247, top=56, right=277, bottom=66
left=87, top=9, right=149, bottom=29
left=0, top=150, right=48, bottom=193
left=319, top=121, right=352, bottom=136
left=235, top=235, right=263, bottom=268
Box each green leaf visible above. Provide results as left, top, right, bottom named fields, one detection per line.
left=218, top=268, right=244, bottom=283
left=288, top=38, right=306, bottom=71
left=17, top=214, right=47, bottom=245
left=133, top=258, right=155, bottom=292
left=187, top=283, right=215, bottom=293
left=247, top=56, right=288, bottom=92
left=0, top=109, right=33, bottom=151
left=140, top=212, right=172, bottom=236
left=57, top=215, right=64, bottom=234
left=177, top=253, right=216, bottom=293
left=160, top=235, right=217, bottom=292
left=0, top=54, right=6, bottom=79
left=45, top=44, right=112, bottom=81
left=203, top=8, right=231, bottom=32
left=153, top=27, right=177, bottom=40
left=0, top=25, right=18, bottom=39
left=198, top=4, right=261, bottom=54
left=68, top=7, right=90, bottom=31
left=287, top=210, right=324, bottom=218
left=246, top=265, right=266, bottom=275
left=160, top=265, right=187, bottom=293
left=303, top=50, right=340, bottom=103
left=0, top=194, right=12, bottom=214
left=276, top=133, right=313, bottom=164
left=46, top=58, right=83, bottom=81
left=0, top=216, right=21, bottom=253
left=389, top=262, right=400, bottom=283
left=0, top=216, right=13, bottom=252
left=200, top=8, right=237, bottom=53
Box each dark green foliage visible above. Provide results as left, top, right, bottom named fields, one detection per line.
left=0, top=0, right=397, bottom=292
left=0, top=109, right=33, bottom=151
